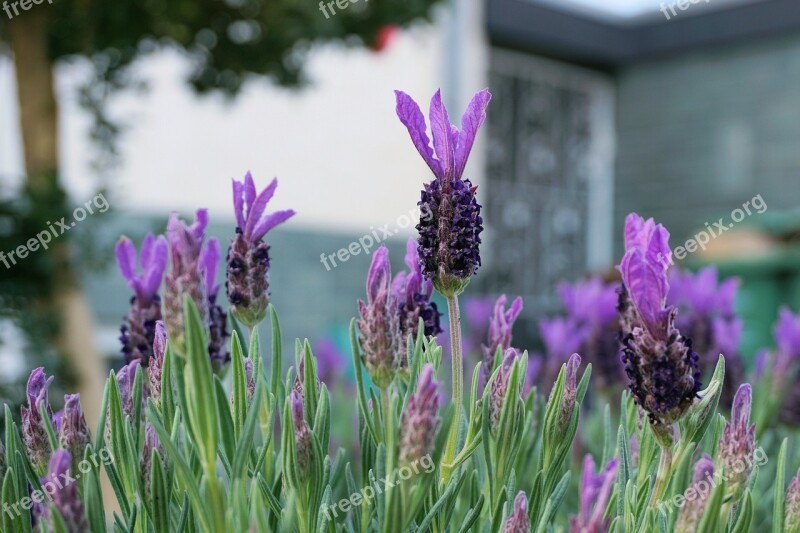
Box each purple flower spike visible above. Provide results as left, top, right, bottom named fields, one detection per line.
left=148, top=321, right=167, bottom=406
left=117, top=361, right=145, bottom=422
left=201, top=238, right=230, bottom=373
left=395, top=89, right=491, bottom=296
left=399, top=364, right=440, bottom=468
left=21, top=368, right=54, bottom=473
left=570, top=455, right=619, bottom=533
left=117, top=234, right=168, bottom=365
left=42, top=450, right=88, bottom=533
left=717, top=383, right=757, bottom=496
left=58, top=394, right=90, bottom=467
left=165, top=210, right=210, bottom=352
left=503, top=492, right=530, bottom=533
left=481, top=295, right=523, bottom=390
left=357, top=246, right=402, bottom=389
left=227, top=173, right=295, bottom=328
left=557, top=353, right=582, bottom=432
left=290, top=390, right=312, bottom=482
left=786, top=468, right=800, bottom=531
left=676, top=455, right=715, bottom=532
left=617, top=213, right=701, bottom=427
left=393, top=238, right=443, bottom=348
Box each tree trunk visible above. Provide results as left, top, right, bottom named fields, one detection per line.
left=8, top=9, right=105, bottom=428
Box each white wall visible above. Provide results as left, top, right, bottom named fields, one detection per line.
left=0, top=2, right=490, bottom=237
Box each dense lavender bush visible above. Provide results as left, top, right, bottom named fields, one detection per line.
left=1, top=89, right=799, bottom=533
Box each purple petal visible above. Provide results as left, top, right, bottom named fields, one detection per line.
left=429, top=90, right=455, bottom=179
left=244, top=178, right=279, bottom=239
left=394, top=91, right=441, bottom=177
left=233, top=179, right=246, bottom=230
left=48, top=449, right=71, bottom=479
left=115, top=238, right=138, bottom=290
left=620, top=250, right=666, bottom=337
left=732, top=383, right=752, bottom=430
left=244, top=172, right=256, bottom=214
left=366, top=246, right=392, bottom=303
left=454, top=89, right=491, bottom=179
left=141, top=236, right=168, bottom=299
left=404, top=238, right=419, bottom=272
left=251, top=209, right=295, bottom=243
left=200, top=238, right=221, bottom=296
left=192, top=209, right=209, bottom=242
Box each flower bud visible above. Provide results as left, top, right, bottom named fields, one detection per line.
left=21, top=368, right=54, bottom=473
left=503, top=491, right=530, bottom=533
left=786, top=468, right=800, bottom=532
left=490, top=348, right=519, bottom=433
left=290, top=391, right=312, bottom=482
left=45, top=450, right=88, bottom=533
left=399, top=364, right=440, bottom=469
left=675, top=455, right=715, bottom=533
left=571, top=455, right=619, bottom=533
left=148, top=321, right=167, bottom=406
left=481, top=295, right=523, bottom=390
left=717, top=384, right=756, bottom=497
left=58, top=394, right=90, bottom=468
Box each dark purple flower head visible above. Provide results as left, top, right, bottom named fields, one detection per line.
left=202, top=239, right=230, bottom=373
left=571, top=455, right=619, bottom=533
left=399, top=364, right=440, bottom=468
left=503, top=492, right=530, bottom=533
left=675, top=454, right=716, bottom=532
left=717, top=383, right=757, bottom=495
left=393, top=238, right=443, bottom=344
left=481, top=295, right=523, bottom=389
left=58, top=394, right=90, bottom=467
left=357, top=246, right=402, bottom=388
left=148, top=321, right=167, bottom=405
left=290, top=390, right=312, bottom=481
left=786, top=468, right=800, bottom=531
left=395, top=89, right=491, bottom=296
left=165, top=209, right=210, bottom=351
left=117, top=234, right=167, bottom=366
left=227, top=173, right=295, bottom=328
left=44, top=450, right=88, bottom=533
left=21, top=368, right=54, bottom=473
left=617, top=213, right=701, bottom=427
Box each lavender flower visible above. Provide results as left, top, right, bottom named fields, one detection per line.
left=490, top=348, right=520, bottom=433
left=148, top=321, right=167, bottom=406
left=675, top=455, right=715, bottom=533
left=570, top=455, right=619, bottom=533
left=481, top=295, right=523, bottom=390
left=539, top=317, right=589, bottom=388
left=58, top=394, right=90, bottom=468
left=44, top=450, right=88, bottom=533
left=165, top=210, right=211, bottom=352
left=312, top=338, right=346, bottom=385
left=503, top=492, right=530, bottom=533
left=357, top=246, right=402, bottom=388
left=557, top=353, right=582, bottom=432
left=142, top=424, right=163, bottom=499
left=290, top=391, right=312, bottom=482
left=392, top=238, right=443, bottom=345
left=667, top=267, right=741, bottom=372
left=786, top=468, right=800, bottom=532
left=21, top=368, right=54, bottom=473
left=117, top=360, right=144, bottom=421
left=558, top=279, right=622, bottom=389
left=717, top=384, right=756, bottom=496
left=399, top=364, right=440, bottom=468
left=617, top=213, right=701, bottom=427
left=226, top=173, right=295, bottom=328
left=201, top=239, right=230, bottom=373
left=774, top=307, right=800, bottom=375
left=116, top=234, right=168, bottom=365
left=395, top=89, right=491, bottom=296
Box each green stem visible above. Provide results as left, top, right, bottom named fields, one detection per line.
left=441, top=294, right=463, bottom=483
left=650, top=444, right=673, bottom=508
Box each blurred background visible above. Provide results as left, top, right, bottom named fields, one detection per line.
left=2, top=0, right=800, bottom=416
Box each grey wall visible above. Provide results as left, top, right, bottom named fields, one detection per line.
left=615, top=33, right=800, bottom=252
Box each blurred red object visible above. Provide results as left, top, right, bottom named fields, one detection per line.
left=372, top=26, right=399, bottom=52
